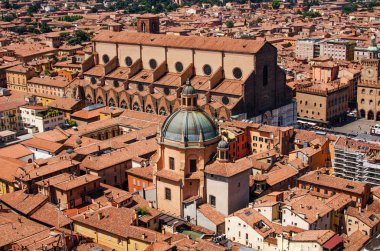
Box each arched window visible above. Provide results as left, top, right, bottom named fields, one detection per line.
left=159, top=107, right=167, bottom=115
left=120, top=100, right=127, bottom=109
left=97, top=96, right=103, bottom=104
left=109, top=98, right=115, bottom=107
left=146, top=105, right=153, bottom=113
left=133, top=102, right=140, bottom=111
left=368, top=110, right=374, bottom=120
left=263, top=65, right=269, bottom=86
left=86, top=94, right=93, bottom=104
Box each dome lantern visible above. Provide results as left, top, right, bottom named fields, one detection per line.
left=181, top=79, right=197, bottom=110
left=217, top=140, right=229, bottom=162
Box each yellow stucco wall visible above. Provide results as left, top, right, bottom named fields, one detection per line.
left=74, top=223, right=149, bottom=251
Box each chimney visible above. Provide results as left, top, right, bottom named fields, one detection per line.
left=134, top=211, right=139, bottom=226
left=141, top=233, right=146, bottom=240
left=358, top=207, right=363, bottom=214
left=316, top=213, right=319, bottom=219
left=162, top=228, right=166, bottom=235
left=98, top=212, right=103, bottom=220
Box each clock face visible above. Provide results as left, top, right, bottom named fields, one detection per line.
left=366, top=68, right=375, bottom=79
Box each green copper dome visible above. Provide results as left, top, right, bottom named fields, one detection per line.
left=161, top=109, right=218, bottom=142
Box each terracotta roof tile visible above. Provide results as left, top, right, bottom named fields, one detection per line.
left=205, top=157, right=252, bottom=177
left=197, top=204, right=225, bottom=225
left=0, top=156, right=26, bottom=182
left=230, top=207, right=274, bottom=238
left=0, top=210, right=48, bottom=247
left=298, top=171, right=368, bottom=195
left=346, top=206, right=380, bottom=228
left=30, top=202, right=72, bottom=228
left=21, top=137, right=64, bottom=153
left=0, top=190, right=48, bottom=215
left=93, top=31, right=266, bottom=54
left=80, top=149, right=132, bottom=171
left=72, top=206, right=170, bottom=243
left=284, top=194, right=332, bottom=224
left=291, top=230, right=336, bottom=245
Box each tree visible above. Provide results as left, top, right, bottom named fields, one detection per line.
left=303, top=11, right=321, bottom=18
left=59, top=32, right=70, bottom=40
left=226, top=20, right=234, bottom=28
left=272, top=0, right=280, bottom=9
left=27, top=3, right=41, bottom=16
left=89, top=7, right=98, bottom=13
left=3, top=1, right=11, bottom=9
left=1, top=14, right=15, bottom=22
left=40, top=23, right=52, bottom=33
left=342, top=4, right=357, bottom=14
left=58, top=15, right=83, bottom=22
left=14, top=26, right=27, bottom=35
left=66, top=30, right=91, bottom=45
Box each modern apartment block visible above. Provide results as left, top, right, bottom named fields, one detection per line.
left=333, top=136, right=380, bottom=186
left=295, top=38, right=321, bottom=60
left=320, top=39, right=356, bottom=61
left=296, top=38, right=356, bottom=61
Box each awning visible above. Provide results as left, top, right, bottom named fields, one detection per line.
left=323, top=235, right=343, bottom=250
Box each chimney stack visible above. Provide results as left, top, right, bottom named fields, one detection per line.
left=98, top=212, right=103, bottom=220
